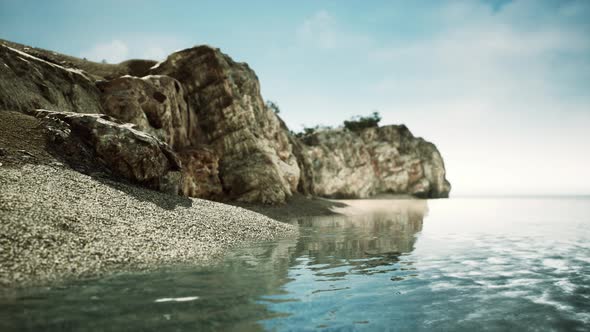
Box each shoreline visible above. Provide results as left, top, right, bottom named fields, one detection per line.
left=0, top=110, right=340, bottom=289
left=0, top=163, right=299, bottom=289
left=0, top=110, right=424, bottom=290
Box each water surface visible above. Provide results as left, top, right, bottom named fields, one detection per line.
left=2, top=198, right=589, bottom=331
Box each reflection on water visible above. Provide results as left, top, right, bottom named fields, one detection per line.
left=294, top=199, right=426, bottom=274
left=1, top=198, right=590, bottom=331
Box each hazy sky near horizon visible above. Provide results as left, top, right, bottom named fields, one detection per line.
left=1, top=0, right=589, bottom=195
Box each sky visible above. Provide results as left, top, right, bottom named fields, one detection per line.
left=1, top=0, right=589, bottom=196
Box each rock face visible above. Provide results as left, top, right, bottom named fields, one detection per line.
left=177, top=148, right=223, bottom=199
left=1, top=40, right=451, bottom=202
left=0, top=44, right=103, bottom=114
left=150, top=46, right=300, bottom=204
left=34, top=109, right=182, bottom=194
left=96, top=75, right=199, bottom=150
left=96, top=74, right=223, bottom=199
left=297, top=125, right=451, bottom=198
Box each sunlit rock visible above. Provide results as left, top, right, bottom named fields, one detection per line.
left=96, top=74, right=202, bottom=150
left=150, top=46, right=300, bottom=203
left=297, top=125, right=451, bottom=198
left=34, top=109, right=182, bottom=194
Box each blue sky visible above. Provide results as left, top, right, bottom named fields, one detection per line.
left=1, top=0, right=589, bottom=195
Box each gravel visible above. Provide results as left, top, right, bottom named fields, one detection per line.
left=0, top=164, right=298, bottom=288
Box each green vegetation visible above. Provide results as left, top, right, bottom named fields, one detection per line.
left=294, top=125, right=334, bottom=138
left=293, top=112, right=382, bottom=138
left=266, top=100, right=280, bottom=114
left=343, top=111, right=381, bottom=132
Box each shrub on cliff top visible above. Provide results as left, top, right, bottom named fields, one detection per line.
left=343, top=111, right=381, bottom=132
left=266, top=100, right=280, bottom=114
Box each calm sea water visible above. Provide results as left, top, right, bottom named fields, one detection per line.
left=2, top=198, right=589, bottom=331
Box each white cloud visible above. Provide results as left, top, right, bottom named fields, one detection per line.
left=80, top=40, right=129, bottom=64
left=80, top=36, right=188, bottom=63
left=296, top=10, right=338, bottom=49
left=295, top=10, right=371, bottom=50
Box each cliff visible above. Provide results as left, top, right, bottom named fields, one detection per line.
left=149, top=46, right=300, bottom=203
left=296, top=126, right=451, bottom=198
left=0, top=39, right=450, bottom=203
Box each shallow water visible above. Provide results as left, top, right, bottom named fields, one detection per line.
left=2, top=198, right=590, bottom=331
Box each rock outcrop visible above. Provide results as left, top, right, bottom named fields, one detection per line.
left=150, top=46, right=300, bottom=203
left=96, top=75, right=199, bottom=150
left=0, top=44, right=103, bottom=114
left=297, top=125, right=451, bottom=198
left=0, top=39, right=451, bottom=202
left=34, top=109, right=182, bottom=194
left=96, top=74, right=223, bottom=199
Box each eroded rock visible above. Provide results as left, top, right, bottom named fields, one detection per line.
left=177, top=147, right=223, bottom=199
left=150, top=46, right=300, bottom=203
left=297, top=125, right=451, bottom=198
left=97, top=75, right=202, bottom=150
left=34, top=109, right=181, bottom=194
left=1, top=39, right=451, bottom=202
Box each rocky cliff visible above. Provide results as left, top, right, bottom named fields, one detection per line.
left=149, top=46, right=300, bottom=204
left=0, top=40, right=450, bottom=203
left=296, top=126, right=451, bottom=198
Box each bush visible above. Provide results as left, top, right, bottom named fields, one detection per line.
left=294, top=125, right=319, bottom=138
left=266, top=100, right=280, bottom=114
left=343, top=111, right=381, bottom=132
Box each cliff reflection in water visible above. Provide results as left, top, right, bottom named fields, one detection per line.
left=293, top=199, right=427, bottom=269
left=255, top=199, right=429, bottom=330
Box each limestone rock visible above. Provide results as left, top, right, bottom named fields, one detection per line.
left=0, top=44, right=103, bottom=114
left=150, top=46, right=300, bottom=204
left=96, top=75, right=203, bottom=150
left=177, top=147, right=223, bottom=199
left=297, top=125, right=451, bottom=198
left=97, top=75, right=222, bottom=198
left=34, top=109, right=182, bottom=194
left=1, top=39, right=451, bottom=202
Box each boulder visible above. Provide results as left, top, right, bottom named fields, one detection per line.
left=0, top=44, right=102, bottom=114
left=150, top=46, right=300, bottom=204
left=297, top=125, right=451, bottom=198
left=34, top=109, right=182, bottom=194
